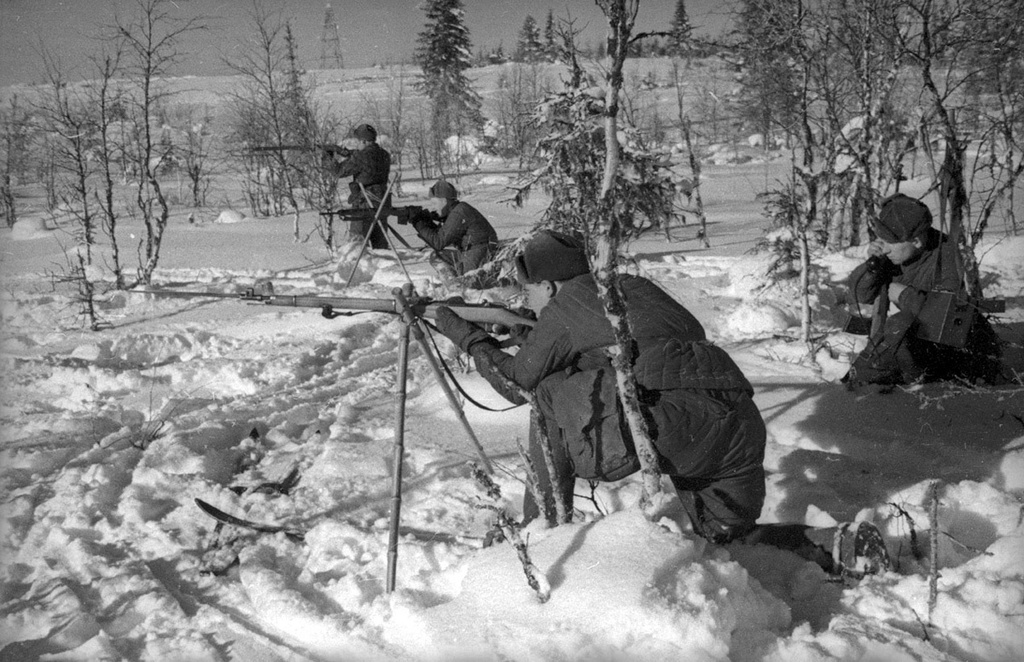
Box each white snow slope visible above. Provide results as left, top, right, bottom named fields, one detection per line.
left=2, top=168, right=1023, bottom=662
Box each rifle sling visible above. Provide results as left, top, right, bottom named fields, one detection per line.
left=421, top=320, right=521, bottom=413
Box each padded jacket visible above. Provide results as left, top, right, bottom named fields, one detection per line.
left=471, top=274, right=766, bottom=479
left=846, top=228, right=1001, bottom=382
left=329, top=143, right=391, bottom=207
left=414, top=201, right=498, bottom=274
left=849, top=228, right=962, bottom=317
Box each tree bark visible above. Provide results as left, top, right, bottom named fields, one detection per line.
left=593, top=0, right=663, bottom=516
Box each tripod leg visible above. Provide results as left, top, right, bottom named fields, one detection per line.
left=343, top=176, right=401, bottom=289
left=359, top=179, right=417, bottom=285
left=410, top=318, right=494, bottom=473
left=385, top=220, right=414, bottom=249
left=342, top=218, right=382, bottom=289
left=386, top=295, right=412, bottom=593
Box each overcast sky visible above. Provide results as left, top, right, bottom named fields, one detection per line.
left=0, top=0, right=736, bottom=87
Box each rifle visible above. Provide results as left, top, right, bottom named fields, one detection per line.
left=319, top=207, right=414, bottom=250
left=321, top=205, right=433, bottom=225
left=320, top=208, right=376, bottom=222
left=140, top=285, right=535, bottom=330
left=249, top=144, right=352, bottom=158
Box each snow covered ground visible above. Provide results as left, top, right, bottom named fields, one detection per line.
left=2, top=165, right=1023, bottom=662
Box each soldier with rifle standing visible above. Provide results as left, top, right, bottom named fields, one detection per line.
left=323, top=123, right=391, bottom=249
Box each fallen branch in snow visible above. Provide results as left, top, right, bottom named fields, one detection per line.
left=940, top=530, right=994, bottom=556
left=928, top=480, right=941, bottom=625
left=472, top=464, right=551, bottom=603
left=577, top=480, right=607, bottom=517
left=901, top=378, right=1024, bottom=411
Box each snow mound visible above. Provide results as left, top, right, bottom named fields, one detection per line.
left=721, top=302, right=798, bottom=340
left=401, top=510, right=791, bottom=661
left=215, top=209, right=246, bottom=224
left=334, top=241, right=377, bottom=285
left=9, top=217, right=51, bottom=240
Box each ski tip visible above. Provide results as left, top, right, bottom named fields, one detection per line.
left=195, top=498, right=219, bottom=515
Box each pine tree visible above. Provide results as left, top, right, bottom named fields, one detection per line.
left=415, top=0, right=484, bottom=136
left=669, top=0, right=692, bottom=58
left=734, top=0, right=801, bottom=145
left=516, top=15, right=543, bottom=63
left=544, top=10, right=557, bottom=62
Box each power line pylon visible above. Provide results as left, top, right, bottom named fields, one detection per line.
left=320, top=3, right=344, bottom=69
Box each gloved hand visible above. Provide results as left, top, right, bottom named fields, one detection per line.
left=434, top=306, right=496, bottom=353
left=489, top=307, right=536, bottom=345
left=501, top=323, right=533, bottom=346
left=412, top=208, right=439, bottom=231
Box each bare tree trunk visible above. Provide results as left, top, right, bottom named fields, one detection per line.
left=914, top=7, right=977, bottom=296
left=681, top=118, right=710, bottom=248
left=594, top=0, right=663, bottom=515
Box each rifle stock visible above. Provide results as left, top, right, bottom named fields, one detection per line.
left=140, top=287, right=535, bottom=329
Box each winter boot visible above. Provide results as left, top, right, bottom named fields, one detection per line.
left=833, top=521, right=891, bottom=578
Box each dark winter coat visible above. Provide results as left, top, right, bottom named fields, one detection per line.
left=847, top=228, right=1001, bottom=384
left=326, top=142, right=391, bottom=248
left=850, top=228, right=960, bottom=313
left=413, top=200, right=498, bottom=275
left=329, top=142, right=391, bottom=208
left=470, top=273, right=766, bottom=481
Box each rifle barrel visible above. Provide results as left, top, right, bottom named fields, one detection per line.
left=138, top=289, right=243, bottom=299
left=139, top=289, right=535, bottom=328
left=248, top=144, right=347, bottom=153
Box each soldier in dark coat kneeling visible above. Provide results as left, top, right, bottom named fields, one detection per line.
left=433, top=230, right=891, bottom=577
left=844, top=193, right=1002, bottom=387
left=411, top=179, right=498, bottom=279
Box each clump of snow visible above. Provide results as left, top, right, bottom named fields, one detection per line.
left=444, top=134, right=484, bottom=168
left=334, top=240, right=377, bottom=285
left=10, top=217, right=51, bottom=240
left=215, top=209, right=246, bottom=224
left=721, top=302, right=799, bottom=340
left=478, top=174, right=512, bottom=186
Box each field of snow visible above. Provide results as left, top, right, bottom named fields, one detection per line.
left=3, top=66, right=1024, bottom=661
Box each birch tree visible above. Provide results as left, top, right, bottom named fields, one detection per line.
left=226, top=6, right=307, bottom=239
left=511, top=2, right=679, bottom=517
left=36, top=51, right=105, bottom=329
left=592, top=0, right=666, bottom=516
left=114, top=0, right=205, bottom=284
left=895, top=0, right=1024, bottom=293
